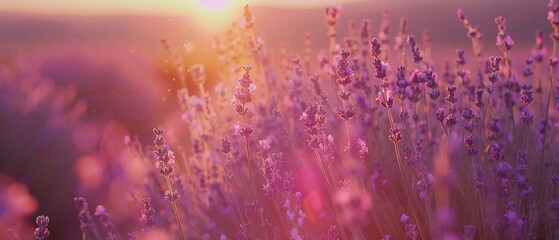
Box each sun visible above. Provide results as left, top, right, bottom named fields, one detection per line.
left=189, top=0, right=242, bottom=30
left=197, top=0, right=232, bottom=10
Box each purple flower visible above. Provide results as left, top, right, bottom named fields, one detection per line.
left=400, top=213, right=418, bottom=240
left=389, top=127, right=403, bottom=143
left=463, top=135, right=477, bottom=148
left=357, top=138, right=368, bottom=163
left=337, top=105, right=356, bottom=120
left=376, top=90, right=394, bottom=109
left=495, top=161, right=512, bottom=178
left=463, top=225, right=475, bottom=240
left=372, top=58, right=389, bottom=79
left=370, top=38, right=382, bottom=58
left=462, top=108, right=475, bottom=121
left=489, top=56, right=502, bottom=72
left=407, top=35, right=423, bottom=63
left=94, top=205, right=118, bottom=240
left=325, top=5, right=342, bottom=27
left=456, top=49, right=466, bottom=65
left=165, top=189, right=182, bottom=202
left=335, top=49, right=354, bottom=86
left=219, top=135, right=233, bottom=154
left=34, top=215, right=50, bottom=240
left=188, top=64, right=206, bottom=85
left=457, top=9, right=466, bottom=21
left=153, top=127, right=177, bottom=176
left=410, top=69, right=424, bottom=84
left=140, top=197, right=155, bottom=231
left=435, top=108, right=445, bottom=123
left=472, top=163, right=485, bottom=190
left=74, top=197, right=94, bottom=233
left=444, top=114, right=458, bottom=128
left=520, top=109, right=534, bottom=126
left=231, top=65, right=256, bottom=116
left=234, top=122, right=254, bottom=138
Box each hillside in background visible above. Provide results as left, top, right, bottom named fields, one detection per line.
left=0, top=0, right=550, bottom=61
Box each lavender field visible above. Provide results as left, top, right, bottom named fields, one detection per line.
left=1, top=0, right=559, bottom=239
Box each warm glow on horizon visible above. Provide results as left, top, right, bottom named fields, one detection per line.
left=188, top=0, right=245, bottom=31
left=0, top=0, right=366, bottom=16
left=197, top=0, right=233, bottom=10
left=0, top=0, right=366, bottom=31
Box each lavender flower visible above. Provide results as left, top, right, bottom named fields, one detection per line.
left=74, top=197, right=95, bottom=235
left=407, top=35, right=423, bottom=63
left=462, top=225, right=475, bottom=240
left=94, top=206, right=118, bottom=240
left=370, top=38, right=382, bottom=59
left=372, top=58, right=389, bottom=79
left=324, top=5, right=341, bottom=28
left=231, top=65, right=256, bottom=116
left=400, top=213, right=418, bottom=240
left=320, top=225, right=338, bottom=240
left=153, top=127, right=176, bottom=176
left=140, top=197, right=156, bottom=231
left=456, top=49, right=466, bottom=65
left=219, top=135, right=233, bottom=154
left=495, top=16, right=515, bottom=52
left=34, top=215, right=50, bottom=240
left=356, top=138, right=369, bottom=164
left=188, top=64, right=206, bottom=85
left=488, top=56, right=502, bottom=83
left=472, top=163, right=486, bottom=190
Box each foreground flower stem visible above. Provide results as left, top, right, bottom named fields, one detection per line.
left=357, top=173, right=384, bottom=236
left=422, top=81, right=430, bottom=142
left=225, top=153, right=249, bottom=236
left=399, top=99, right=414, bottom=148
left=539, top=31, right=557, bottom=204
left=241, top=114, right=257, bottom=204
left=240, top=113, right=269, bottom=239
left=272, top=197, right=291, bottom=238
left=503, top=51, right=516, bottom=132
left=380, top=87, right=426, bottom=240
left=164, top=176, right=186, bottom=240
left=477, top=82, right=495, bottom=149
left=313, top=149, right=349, bottom=240
left=326, top=166, right=365, bottom=239
left=344, top=117, right=351, bottom=149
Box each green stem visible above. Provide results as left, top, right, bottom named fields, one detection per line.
left=313, top=149, right=349, bottom=240
left=241, top=113, right=257, bottom=203
left=165, top=176, right=186, bottom=240
left=380, top=87, right=427, bottom=240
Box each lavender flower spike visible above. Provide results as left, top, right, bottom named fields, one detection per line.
left=34, top=215, right=50, bottom=240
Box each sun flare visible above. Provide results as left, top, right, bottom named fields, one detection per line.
left=197, top=0, right=232, bottom=10
left=189, top=0, right=243, bottom=30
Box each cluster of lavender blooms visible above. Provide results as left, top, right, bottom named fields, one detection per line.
left=15, top=2, right=559, bottom=239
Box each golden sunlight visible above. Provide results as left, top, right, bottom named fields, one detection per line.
left=197, top=0, right=232, bottom=10
left=188, top=0, right=244, bottom=31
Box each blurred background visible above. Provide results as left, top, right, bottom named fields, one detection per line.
left=0, top=0, right=550, bottom=238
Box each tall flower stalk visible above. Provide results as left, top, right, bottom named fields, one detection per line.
left=335, top=49, right=357, bottom=150
left=539, top=3, right=559, bottom=204
left=152, top=127, right=186, bottom=240
left=231, top=65, right=258, bottom=203
left=371, top=38, right=426, bottom=240
left=495, top=16, right=516, bottom=129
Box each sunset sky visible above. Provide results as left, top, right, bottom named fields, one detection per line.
left=0, top=0, right=366, bottom=15
left=0, top=0, right=372, bottom=30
